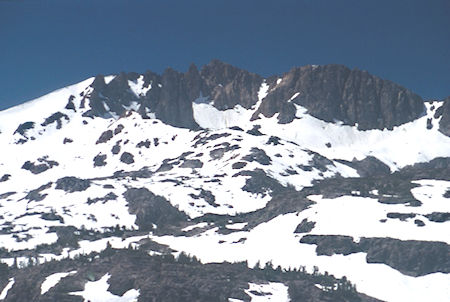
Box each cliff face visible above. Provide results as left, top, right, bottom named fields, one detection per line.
left=84, top=60, right=425, bottom=131
left=200, top=59, right=263, bottom=110
left=254, top=64, right=425, bottom=130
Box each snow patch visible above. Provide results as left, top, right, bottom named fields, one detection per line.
left=104, top=76, right=116, bottom=85
left=128, top=76, right=151, bottom=97
left=70, top=273, right=139, bottom=302
left=257, top=81, right=269, bottom=102
left=287, top=92, right=300, bottom=102
left=192, top=103, right=254, bottom=130
left=226, top=222, right=248, bottom=230
left=0, top=278, right=14, bottom=300
left=41, top=271, right=77, bottom=295
left=245, top=282, right=290, bottom=301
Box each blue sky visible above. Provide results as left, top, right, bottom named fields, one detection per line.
left=0, top=0, right=449, bottom=110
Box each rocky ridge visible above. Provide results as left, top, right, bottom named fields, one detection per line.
left=84, top=60, right=436, bottom=132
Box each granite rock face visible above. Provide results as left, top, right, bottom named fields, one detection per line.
left=87, top=72, right=139, bottom=118
left=86, top=61, right=425, bottom=131
left=254, top=64, right=425, bottom=130
left=140, top=67, right=199, bottom=129
left=200, top=59, right=263, bottom=110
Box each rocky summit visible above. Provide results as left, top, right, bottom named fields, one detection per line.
left=0, top=60, right=449, bottom=302
left=84, top=60, right=428, bottom=131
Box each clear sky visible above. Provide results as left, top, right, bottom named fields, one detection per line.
left=0, top=0, right=449, bottom=110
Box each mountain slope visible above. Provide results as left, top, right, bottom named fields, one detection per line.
left=0, top=61, right=449, bottom=302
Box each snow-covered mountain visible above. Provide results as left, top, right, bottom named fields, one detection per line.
left=0, top=60, right=449, bottom=302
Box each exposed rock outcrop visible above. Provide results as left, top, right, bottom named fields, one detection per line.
left=22, top=158, right=59, bottom=174
left=336, top=156, right=391, bottom=177
left=87, top=73, right=139, bottom=118
left=55, top=176, right=91, bottom=193
left=124, top=188, right=187, bottom=231
left=300, top=235, right=450, bottom=276
left=14, top=121, right=35, bottom=137
left=200, top=59, right=263, bottom=110
left=41, top=112, right=69, bottom=129
left=93, top=154, right=107, bottom=167
left=294, top=219, right=316, bottom=234
left=254, top=64, right=425, bottom=130
left=120, top=152, right=135, bottom=164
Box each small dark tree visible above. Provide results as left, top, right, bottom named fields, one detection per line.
left=313, top=266, right=319, bottom=276
left=177, top=252, right=191, bottom=264
left=26, top=255, right=35, bottom=267
left=102, top=241, right=114, bottom=257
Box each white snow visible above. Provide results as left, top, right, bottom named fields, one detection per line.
left=0, top=278, right=14, bottom=300
left=228, top=282, right=290, bottom=302
left=287, top=92, right=300, bottom=102
left=128, top=76, right=151, bottom=97
left=41, top=271, right=77, bottom=295
left=105, top=76, right=116, bottom=85
left=192, top=103, right=254, bottom=130
left=70, top=273, right=139, bottom=302
left=0, top=77, right=94, bottom=136
left=411, top=179, right=450, bottom=213
left=226, top=222, right=248, bottom=230
left=245, top=282, right=290, bottom=301
left=304, top=193, right=450, bottom=243
left=192, top=81, right=268, bottom=130
left=257, top=82, right=269, bottom=102
left=257, top=103, right=450, bottom=171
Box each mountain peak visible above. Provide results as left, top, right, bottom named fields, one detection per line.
left=0, top=61, right=449, bottom=302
